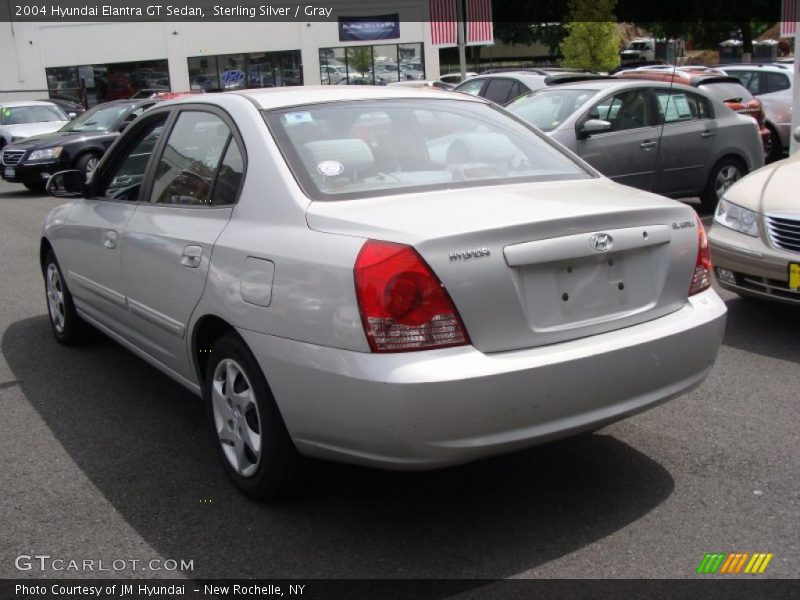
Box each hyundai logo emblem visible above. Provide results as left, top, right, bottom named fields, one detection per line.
left=589, top=233, right=614, bottom=252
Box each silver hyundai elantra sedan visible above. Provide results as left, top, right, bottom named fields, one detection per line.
left=40, top=87, right=727, bottom=499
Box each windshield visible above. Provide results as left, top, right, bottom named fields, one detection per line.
left=1, top=105, right=67, bottom=125
left=61, top=103, right=133, bottom=132
left=698, top=82, right=754, bottom=103
left=506, top=89, right=596, bottom=132
left=264, top=99, right=591, bottom=201
left=628, top=42, right=650, bottom=50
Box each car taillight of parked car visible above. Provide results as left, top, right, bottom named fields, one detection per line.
left=354, top=240, right=469, bottom=352
left=689, top=215, right=712, bottom=296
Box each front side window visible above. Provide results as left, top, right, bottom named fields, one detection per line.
left=765, top=72, right=790, bottom=93
left=101, top=115, right=167, bottom=201
left=265, top=99, right=591, bottom=201
left=589, top=89, right=652, bottom=131
left=455, top=78, right=485, bottom=96
left=150, top=111, right=233, bottom=206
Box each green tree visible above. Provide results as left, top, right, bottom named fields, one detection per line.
left=560, top=0, right=621, bottom=72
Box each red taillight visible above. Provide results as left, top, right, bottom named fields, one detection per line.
left=354, top=240, right=469, bottom=352
left=689, top=215, right=712, bottom=296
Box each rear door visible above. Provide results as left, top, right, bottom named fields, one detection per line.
left=653, top=88, right=715, bottom=196
left=574, top=87, right=660, bottom=191
left=119, top=106, right=245, bottom=379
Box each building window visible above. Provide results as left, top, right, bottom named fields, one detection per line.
left=319, top=43, right=424, bottom=86
left=46, top=60, right=170, bottom=108
left=188, top=50, right=303, bottom=92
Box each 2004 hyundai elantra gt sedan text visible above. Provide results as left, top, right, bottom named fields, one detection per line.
left=40, top=87, right=727, bottom=499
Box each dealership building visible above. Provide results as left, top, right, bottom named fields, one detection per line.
left=0, top=1, right=494, bottom=104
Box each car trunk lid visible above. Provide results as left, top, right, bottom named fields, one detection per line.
left=306, top=178, right=700, bottom=353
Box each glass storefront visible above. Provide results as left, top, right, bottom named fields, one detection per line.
left=319, top=42, right=424, bottom=86
left=46, top=60, right=170, bottom=108
left=187, top=50, right=303, bottom=92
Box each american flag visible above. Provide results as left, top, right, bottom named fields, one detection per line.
left=782, top=0, right=797, bottom=37
left=429, top=0, right=457, bottom=46
left=466, top=0, right=493, bottom=45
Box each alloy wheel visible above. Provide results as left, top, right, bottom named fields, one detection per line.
left=46, top=263, right=66, bottom=333
left=211, top=358, right=263, bottom=477
left=714, top=165, right=741, bottom=200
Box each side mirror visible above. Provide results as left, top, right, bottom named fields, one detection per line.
left=578, top=119, right=612, bottom=138
left=46, top=170, right=85, bottom=198
left=794, top=126, right=800, bottom=144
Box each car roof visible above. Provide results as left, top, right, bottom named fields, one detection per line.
left=0, top=100, right=61, bottom=108
left=720, top=63, right=792, bottom=71
left=228, top=85, right=485, bottom=110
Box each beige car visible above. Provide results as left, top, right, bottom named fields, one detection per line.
left=709, top=127, right=800, bottom=304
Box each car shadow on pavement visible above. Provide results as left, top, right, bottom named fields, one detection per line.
left=0, top=188, right=40, bottom=200
left=722, top=296, right=800, bottom=362
left=3, top=315, right=675, bottom=579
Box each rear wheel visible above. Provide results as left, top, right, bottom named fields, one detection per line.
left=205, top=333, right=302, bottom=500
left=43, top=250, right=87, bottom=345
left=700, top=157, right=744, bottom=214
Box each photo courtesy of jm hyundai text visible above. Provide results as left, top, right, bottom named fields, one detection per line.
left=39, top=86, right=726, bottom=499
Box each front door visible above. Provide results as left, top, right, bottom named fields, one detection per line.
left=55, top=113, right=168, bottom=337
left=575, top=88, right=660, bottom=192
left=120, top=108, right=245, bottom=379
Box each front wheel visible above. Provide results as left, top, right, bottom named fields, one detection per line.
left=205, top=333, right=302, bottom=500
left=700, top=158, right=744, bottom=214
left=43, top=250, right=87, bottom=345
left=75, top=153, right=100, bottom=180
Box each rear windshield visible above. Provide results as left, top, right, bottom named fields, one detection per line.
left=264, top=99, right=591, bottom=201
left=1, top=105, right=67, bottom=125
left=698, top=82, right=754, bottom=103
left=506, top=88, right=596, bottom=132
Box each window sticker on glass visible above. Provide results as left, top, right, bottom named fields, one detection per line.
left=672, top=94, right=692, bottom=118
left=285, top=112, right=314, bottom=124
left=317, top=160, right=344, bottom=177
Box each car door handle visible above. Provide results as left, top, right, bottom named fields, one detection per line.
left=104, top=230, right=117, bottom=249
left=640, top=141, right=658, bottom=149
left=181, top=245, right=203, bottom=268
left=701, top=130, right=716, bottom=138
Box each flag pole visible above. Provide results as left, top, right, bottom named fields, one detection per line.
left=456, top=0, right=467, bottom=79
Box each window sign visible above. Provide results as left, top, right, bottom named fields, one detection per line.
left=339, top=15, right=400, bottom=42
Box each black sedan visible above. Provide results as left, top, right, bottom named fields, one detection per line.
left=1, top=99, right=157, bottom=192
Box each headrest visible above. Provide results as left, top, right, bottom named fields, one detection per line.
left=301, top=138, right=375, bottom=172
left=446, top=132, right=518, bottom=164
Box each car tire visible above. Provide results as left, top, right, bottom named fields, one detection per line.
left=205, top=332, right=303, bottom=500
left=75, top=153, right=100, bottom=180
left=700, top=157, right=745, bottom=214
left=24, top=181, right=46, bottom=193
left=765, top=126, right=783, bottom=163
left=43, top=250, right=88, bottom=345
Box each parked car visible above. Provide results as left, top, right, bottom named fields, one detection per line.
left=107, top=75, right=136, bottom=100
left=40, top=97, right=86, bottom=119
left=1, top=99, right=157, bottom=191
left=505, top=79, right=764, bottom=211
left=614, top=69, right=772, bottom=158
left=454, top=70, right=609, bottom=105
left=717, top=64, right=793, bottom=161
left=40, top=87, right=726, bottom=499
left=708, top=127, right=800, bottom=304
left=0, top=101, right=70, bottom=150
left=757, top=90, right=794, bottom=162
left=388, top=80, right=453, bottom=90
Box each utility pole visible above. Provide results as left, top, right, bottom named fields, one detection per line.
left=456, top=0, right=467, bottom=79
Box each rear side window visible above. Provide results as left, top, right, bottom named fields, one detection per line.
left=699, top=82, right=753, bottom=103
left=765, top=72, right=790, bottom=93
left=655, top=90, right=712, bottom=122
left=150, top=111, right=235, bottom=206
left=483, top=78, right=515, bottom=104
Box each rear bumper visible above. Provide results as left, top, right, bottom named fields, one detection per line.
left=240, top=289, right=726, bottom=469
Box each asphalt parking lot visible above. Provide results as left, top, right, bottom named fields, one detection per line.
left=0, top=178, right=798, bottom=580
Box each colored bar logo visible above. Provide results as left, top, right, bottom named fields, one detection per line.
left=696, top=552, right=774, bottom=574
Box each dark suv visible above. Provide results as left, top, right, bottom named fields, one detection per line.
left=1, top=99, right=157, bottom=192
